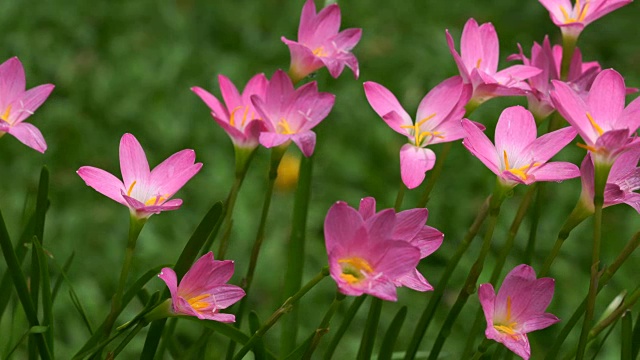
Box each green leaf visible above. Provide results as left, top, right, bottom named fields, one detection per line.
left=249, top=311, right=266, bottom=360
left=29, top=167, right=50, bottom=336
left=33, top=237, right=54, bottom=353
left=4, top=326, right=49, bottom=359
left=51, top=251, right=75, bottom=303
left=378, top=306, right=407, bottom=360
left=69, top=290, right=93, bottom=335
left=621, top=310, right=632, bottom=360
left=632, top=311, right=640, bottom=359
left=324, top=295, right=366, bottom=360
left=283, top=332, right=314, bottom=360
left=357, top=297, right=383, bottom=360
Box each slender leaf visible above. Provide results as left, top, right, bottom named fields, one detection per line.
left=324, top=295, right=366, bottom=360
left=357, top=297, right=383, bottom=360
left=52, top=251, right=75, bottom=302
left=283, top=332, right=314, bottom=360
left=33, top=237, right=54, bottom=353
left=632, top=311, right=640, bottom=359
left=249, top=311, right=266, bottom=360
left=622, top=310, right=632, bottom=360
left=69, top=290, right=93, bottom=335
left=4, top=326, right=49, bottom=359
left=378, top=307, right=407, bottom=360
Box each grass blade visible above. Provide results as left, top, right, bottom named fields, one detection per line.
left=33, top=237, right=54, bottom=353
left=52, top=252, right=75, bottom=302
left=324, top=295, right=366, bottom=359
left=621, top=310, right=632, bottom=360
left=377, top=306, right=407, bottom=360
left=249, top=311, right=266, bottom=360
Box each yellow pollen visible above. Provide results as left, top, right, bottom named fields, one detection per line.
left=586, top=112, right=603, bottom=136
left=400, top=113, right=441, bottom=146
left=503, top=151, right=541, bottom=181
left=577, top=143, right=600, bottom=152
left=506, top=296, right=512, bottom=321
left=188, top=294, right=211, bottom=310
left=278, top=118, right=295, bottom=135
left=126, top=181, right=137, bottom=197
left=476, top=58, right=482, bottom=69
left=338, top=257, right=374, bottom=284
left=1, top=105, right=12, bottom=123
left=145, top=195, right=167, bottom=206
left=313, top=46, right=326, bottom=57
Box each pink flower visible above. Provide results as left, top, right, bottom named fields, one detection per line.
left=158, top=252, right=245, bottom=322
left=357, top=197, right=443, bottom=291
left=363, top=76, right=475, bottom=189
left=551, top=69, right=640, bottom=165
left=446, top=19, right=541, bottom=105
left=538, top=0, right=632, bottom=39
left=579, top=150, right=640, bottom=213
left=324, top=199, right=425, bottom=301
left=77, top=133, right=202, bottom=219
left=282, top=0, right=362, bottom=82
left=508, top=36, right=601, bottom=119
left=251, top=70, right=335, bottom=157
left=462, top=106, right=579, bottom=186
left=191, top=74, right=268, bottom=149
left=479, top=264, right=560, bottom=360
left=0, top=57, right=54, bottom=153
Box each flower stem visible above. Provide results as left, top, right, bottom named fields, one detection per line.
left=232, top=267, right=329, bottom=360
left=357, top=297, right=383, bottom=360
left=104, top=215, right=146, bottom=338
left=576, top=161, right=611, bottom=360
left=416, top=142, right=452, bottom=208
left=470, top=338, right=495, bottom=360
left=324, top=295, right=367, bottom=359
left=394, top=180, right=406, bottom=211
left=427, top=181, right=508, bottom=360
left=303, top=292, right=346, bottom=359
left=560, top=33, right=578, bottom=81
left=404, top=195, right=491, bottom=360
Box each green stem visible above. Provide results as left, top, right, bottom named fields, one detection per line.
left=232, top=267, right=329, bottom=360
left=357, top=297, right=383, bottom=360
left=470, top=339, right=494, bottom=360
left=324, top=296, right=367, bottom=359
left=416, top=142, right=452, bottom=208
left=523, top=184, right=542, bottom=265
left=560, top=33, right=578, bottom=81
left=590, top=286, right=640, bottom=340
left=576, top=162, right=611, bottom=360
left=112, top=321, right=145, bottom=357
left=303, top=292, right=345, bottom=359
left=404, top=195, right=491, bottom=360
left=394, top=181, right=406, bottom=211
left=281, top=154, right=314, bottom=356
left=427, top=181, right=508, bottom=360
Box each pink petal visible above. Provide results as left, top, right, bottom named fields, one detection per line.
left=551, top=80, right=595, bottom=143
left=478, top=283, right=496, bottom=326
left=412, top=227, right=444, bottom=258
left=415, top=76, right=467, bottom=129
left=399, top=144, right=436, bottom=189
left=393, top=208, right=429, bottom=241
left=366, top=278, right=398, bottom=301
left=7, top=122, right=47, bottom=153
left=158, top=267, right=179, bottom=306
left=149, top=149, right=202, bottom=197
left=477, top=22, right=499, bottom=73
left=462, top=119, right=500, bottom=175
left=358, top=197, right=376, bottom=220
left=445, top=29, right=470, bottom=82
left=520, top=313, right=560, bottom=333
left=259, top=132, right=291, bottom=149
left=496, top=332, right=531, bottom=360
left=180, top=254, right=235, bottom=296
left=282, top=38, right=325, bottom=80
left=119, top=133, right=150, bottom=189
left=0, top=57, right=26, bottom=108
left=324, top=201, right=365, bottom=254
left=596, top=129, right=631, bottom=156
left=333, top=28, right=362, bottom=52
left=371, top=240, right=420, bottom=280
left=525, top=126, right=577, bottom=164
left=209, top=284, right=245, bottom=309
left=530, top=162, right=580, bottom=183
left=616, top=95, right=640, bottom=133
left=495, top=106, right=537, bottom=161
left=77, top=166, right=127, bottom=205
left=192, top=86, right=228, bottom=120
left=291, top=131, right=316, bottom=157
left=397, top=269, right=433, bottom=292
left=297, top=0, right=317, bottom=43
left=309, top=3, right=340, bottom=43
left=363, top=81, right=412, bottom=133
left=241, top=73, right=268, bottom=104
left=211, top=113, right=250, bottom=144
left=586, top=69, right=626, bottom=127
left=494, top=65, right=542, bottom=84
left=218, top=74, right=242, bottom=112
left=460, top=19, right=485, bottom=73
left=622, top=193, right=640, bottom=213
left=11, top=84, right=55, bottom=124
left=210, top=313, right=236, bottom=323
left=364, top=209, right=396, bottom=244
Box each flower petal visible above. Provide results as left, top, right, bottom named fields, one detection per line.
left=7, top=122, right=47, bottom=153
left=586, top=69, right=626, bottom=127
left=358, top=197, right=376, bottom=220
left=530, top=162, right=580, bottom=183
left=11, top=84, right=55, bottom=124
left=399, top=144, right=436, bottom=189
left=77, top=166, right=127, bottom=205
left=393, top=208, right=429, bottom=242
left=192, top=86, right=228, bottom=121
left=520, top=313, right=560, bottom=333
left=0, top=57, right=26, bottom=109
left=209, top=284, right=246, bottom=309
left=525, top=126, right=577, bottom=164
left=495, top=106, right=537, bottom=161
left=324, top=201, right=364, bottom=254
left=149, top=149, right=202, bottom=197
left=158, top=267, right=179, bottom=305
left=119, top=133, right=150, bottom=189
left=363, top=81, right=413, bottom=133
left=462, top=119, right=500, bottom=175
left=291, top=131, right=316, bottom=157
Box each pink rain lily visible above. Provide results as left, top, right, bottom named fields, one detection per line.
left=158, top=252, right=245, bottom=322
left=364, top=76, right=477, bottom=189
left=0, top=57, right=54, bottom=153
left=251, top=70, right=335, bottom=157
left=538, top=0, right=632, bottom=39
left=479, top=264, right=560, bottom=360
left=551, top=69, right=640, bottom=165
left=357, top=197, right=443, bottom=291
left=282, top=0, right=362, bottom=83
left=192, top=73, right=268, bottom=149
left=446, top=18, right=542, bottom=105
left=77, top=133, right=202, bottom=219
left=579, top=150, right=640, bottom=213
left=508, top=36, right=601, bottom=119
left=324, top=200, right=422, bottom=301
left=462, top=106, right=579, bottom=186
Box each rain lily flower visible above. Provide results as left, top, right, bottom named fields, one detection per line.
left=446, top=18, right=541, bottom=106
left=0, top=57, right=54, bottom=153
left=251, top=70, right=335, bottom=157
left=324, top=200, right=422, bottom=301
left=364, top=76, right=476, bottom=189
left=357, top=197, right=443, bottom=291
left=479, top=264, right=560, bottom=360
left=538, top=0, right=632, bottom=39
left=77, top=133, right=202, bottom=219
left=282, top=0, right=362, bottom=83
left=157, top=252, right=245, bottom=322
left=508, top=36, right=601, bottom=120
left=462, top=106, right=579, bottom=186
left=192, top=73, right=268, bottom=149
left=551, top=69, right=640, bottom=165
left=579, top=150, right=640, bottom=213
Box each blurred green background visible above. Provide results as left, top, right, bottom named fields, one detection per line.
left=1, top=0, right=639, bottom=358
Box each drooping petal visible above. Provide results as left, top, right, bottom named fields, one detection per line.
left=399, top=144, right=436, bottom=189
left=462, top=119, right=500, bottom=175
left=478, top=283, right=496, bottom=326
left=7, top=122, right=47, bottom=153
left=210, top=313, right=236, bottom=323
left=363, top=81, right=413, bottom=133
left=11, top=84, right=55, bottom=124
left=209, top=284, right=246, bottom=309
left=77, top=166, right=127, bottom=205
left=412, top=227, right=444, bottom=258
left=158, top=267, right=179, bottom=304
left=119, top=133, right=150, bottom=189
left=396, top=269, right=433, bottom=292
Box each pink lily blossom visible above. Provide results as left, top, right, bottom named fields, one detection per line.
left=446, top=18, right=542, bottom=106
left=507, top=36, right=601, bottom=119
left=551, top=69, right=640, bottom=165
left=191, top=73, right=268, bottom=149
left=538, top=0, right=632, bottom=39
left=0, top=57, right=54, bottom=153
left=282, top=0, right=362, bottom=83
left=158, top=252, right=245, bottom=322
left=462, top=106, right=579, bottom=186
left=479, top=264, right=560, bottom=360
left=251, top=70, right=335, bottom=157
left=324, top=200, right=423, bottom=301
left=364, top=76, right=476, bottom=189
left=579, top=150, right=640, bottom=213
left=77, top=133, right=202, bottom=219
left=357, top=197, right=443, bottom=291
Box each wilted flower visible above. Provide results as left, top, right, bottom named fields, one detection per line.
left=538, top=0, right=632, bottom=39
left=363, top=76, right=475, bottom=189
left=77, top=133, right=202, bottom=219
left=0, top=57, right=54, bottom=153
left=282, top=0, right=362, bottom=83
left=462, top=106, right=579, bottom=186
left=479, top=264, right=560, bottom=360
left=158, top=252, right=245, bottom=322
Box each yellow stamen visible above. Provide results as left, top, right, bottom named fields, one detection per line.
left=399, top=113, right=441, bottom=147
left=560, top=0, right=590, bottom=23
left=313, top=46, right=326, bottom=57
left=241, top=106, right=250, bottom=127
left=503, top=151, right=541, bottom=181
left=577, top=143, right=599, bottom=152
left=578, top=1, right=590, bottom=21
left=188, top=294, right=211, bottom=310
left=1, top=105, right=12, bottom=123
left=229, top=106, right=244, bottom=127
left=476, top=58, right=482, bottom=69
left=493, top=296, right=520, bottom=338
left=586, top=112, right=603, bottom=136
left=560, top=5, right=571, bottom=21
left=506, top=296, right=512, bottom=321
left=503, top=150, right=510, bottom=170
left=145, top=195, right=167, bottom=206
left=278, top=118, right=295, bottom=135
left=338, top=257, right=374, bottom=284
left=126, top=181, right=137, bottom=197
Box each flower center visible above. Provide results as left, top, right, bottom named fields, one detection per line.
left=338, top=256, right=374, bottom=284
left=1, top=105, right=12, bottom=124
left=559, top=0, right=590, bottom=23
left=278, top=118, right=296, bottom=135
left=312, top=46, right=327, bottom=57
left=126, top=180, right=168, bottom=206
left=229, top=105, right=257, bottom=128
left=400, top=113, right=443, bottom=147
left=503, top=150, right=541, bottom=181
left=493, top=296, right=521, bottom=339
left=188, top=293, right=212, bottom=311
